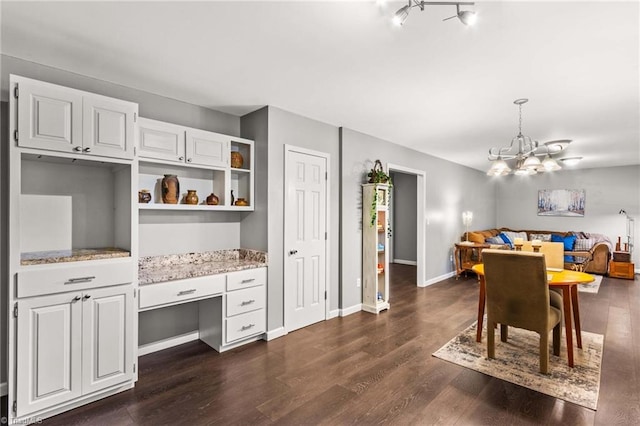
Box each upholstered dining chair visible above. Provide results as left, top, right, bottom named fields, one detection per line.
left=521, top=241, right=565, bottom=270
left=482, top=249, right=563, bottom=374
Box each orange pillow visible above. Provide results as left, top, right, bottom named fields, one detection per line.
left=467, top=232, right=485, bottom=244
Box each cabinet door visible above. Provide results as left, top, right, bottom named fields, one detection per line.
left=137, top=117, right=186, bottom=163
left=82, top=286, right=134, bottom=394
left=185, top=128, right=229, bottom=168
left=83, top=95, right=137, bottom=159
left=17, top=79, right=83, bottom=153
left=16, top=293, right=82, bottom=417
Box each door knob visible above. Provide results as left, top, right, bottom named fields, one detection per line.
left=289, top=249, right=298, bottom=255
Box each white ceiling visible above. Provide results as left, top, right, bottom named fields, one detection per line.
left=2, top=1, right=639, bottom=172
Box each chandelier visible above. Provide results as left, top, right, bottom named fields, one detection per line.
left=487, top=99, right=568, bottom=176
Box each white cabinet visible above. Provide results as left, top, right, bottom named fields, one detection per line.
left=185, top=128, right=228, bottom=168
left=137, top=118, right=185, bottom=163
left=15, top=76, right=137, bottom=160
left=223, top=268, right=266, bottom=344
left=15, top=285, right=134, bottom=418
left=362, top=184, right=390, bottom=314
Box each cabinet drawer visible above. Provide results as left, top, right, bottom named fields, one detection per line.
left=139, top=274, right=225, bottom=310
left=17, top=259, right=133, bottom=298
left=225, top=309, right=265, bottom=343
left=226, top=268, right=266, bottom=292
left=226, top=286, right=265, bottom=317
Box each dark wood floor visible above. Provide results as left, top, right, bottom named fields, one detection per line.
left=10, top=265, right=640, bottom=425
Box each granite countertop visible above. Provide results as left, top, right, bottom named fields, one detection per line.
left=21, top=247, right=131, bottom=265
left=139, top=249, right=268, bottom=285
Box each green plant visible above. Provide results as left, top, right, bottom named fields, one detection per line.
left=367, top=160, right=392, bottom=184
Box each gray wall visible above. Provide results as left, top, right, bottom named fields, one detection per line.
left=266, top=107, right=340, bottom=329
left=340, top=128, right=497, bottom=310
left=496, top=165, right=640, bottom=267
left=390, top=171, right=417, bottom=263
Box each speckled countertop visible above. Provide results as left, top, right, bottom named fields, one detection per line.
left=139, top=249, right=267, bottom=285
left=21, top=248, right=130, bottom=265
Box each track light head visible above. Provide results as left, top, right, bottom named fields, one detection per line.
left=393, top=2, right=476, bottom=27
left=458, top=10, right=477, bottom=25
left=393, top=5, right=410, bottom=26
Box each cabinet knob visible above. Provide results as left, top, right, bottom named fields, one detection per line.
left=179, top=156, right=184, bottom=161
left=73, top=146, right=82, bottom=152
left=83, top=147, right=91, bottom=153
left=288, top=249, right=298, bottom=256
left=186, top=158, right=192, bottom=163
left=72, top=296, right=81, bottom=302
left=83, top=294, right=91, bottom=300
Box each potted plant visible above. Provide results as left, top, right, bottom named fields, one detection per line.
left=367, top=159, right=391, bottom=184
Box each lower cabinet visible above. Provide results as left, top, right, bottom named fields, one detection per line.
left=15, top=285, right=134, bottom=418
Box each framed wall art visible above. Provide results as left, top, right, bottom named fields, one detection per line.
left=537, top=189, right=585, bottom=217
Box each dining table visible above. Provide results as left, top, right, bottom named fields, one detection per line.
left=471, top=264, right=595, bottom=368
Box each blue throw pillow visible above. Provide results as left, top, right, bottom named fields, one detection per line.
left=486, top=236, right=504, bottom=244
left=498, top=232, right=513, bottom=248
left=563, top=235, right=577, bottom=251
left=550, top=234, right=564, bottom=243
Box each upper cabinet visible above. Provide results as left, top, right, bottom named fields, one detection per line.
left=15, top=76, right=137, bottom=160
left=185, top=128, right=228, bottom=168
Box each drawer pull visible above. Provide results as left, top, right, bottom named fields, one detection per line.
left=240, top=299, right=256, bottom=306
left=83, top=294, right=91, bottom=300
left=72, top=296, right=81, bottom=302
left=240, top=278, right=255, bottom=284
left=177, top=289, right=197, bottom=296
left=241, top=324, right=255, bottom=331
left=65, top=276, right=96, bottom=285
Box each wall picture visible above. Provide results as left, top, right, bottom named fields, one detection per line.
left=537, top=189, right=585, bottom=217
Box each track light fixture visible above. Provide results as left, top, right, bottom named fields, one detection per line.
left=392, top=1, right=476, bottom=27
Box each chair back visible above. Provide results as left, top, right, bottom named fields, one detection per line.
left=482, top=249, right=551, bottom=333
left=521, top=241, right=564, bottom=269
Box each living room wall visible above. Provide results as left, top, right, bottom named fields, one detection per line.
left=495, top=165, right=640, bottom=268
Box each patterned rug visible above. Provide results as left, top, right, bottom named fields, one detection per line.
left=433, top=321, right=603, bottom=410
left=578, top=274, right=602, bottom=294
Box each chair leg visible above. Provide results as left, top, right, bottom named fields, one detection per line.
left=553, top=323, right=561, bottom=356
left=539, top=332, right=549, bottom=374
left=488, top=320, right=496, bottom=359
left=500, top=324, right=508, bottom=342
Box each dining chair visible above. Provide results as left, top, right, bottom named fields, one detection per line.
left=521, top=241, right=564, bottom=270
left=482, top=249, right=563, bottom=374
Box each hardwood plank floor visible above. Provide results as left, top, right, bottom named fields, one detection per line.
left=6, top=264, right=640, bottom=425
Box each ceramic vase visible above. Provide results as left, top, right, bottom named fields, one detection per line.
left=185, top=190, right=199, bottom=205
left=231, top=190, right=235, bottom=206
left=235, top=198, right=248, bottom=207
left=161, top=174, right=180, bottom=204
left=231, top=151, right=244, bottom=168
left=138, top=189, right=152, bottom=204
left=206, top=193, right=219, bottom=205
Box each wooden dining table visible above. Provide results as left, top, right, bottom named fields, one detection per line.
left=471, top=264, right=595, bottom=368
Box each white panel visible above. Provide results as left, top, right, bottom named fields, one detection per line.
left=95, top=296, right=125, bottom=378
left=312, top=164, right=320, bottom=184
left=141, top=129, right=180, bottom=152
left=296, top=190, right=304, bottom=241
left=20, top=195, right=72, bottom=252
left=312, top=190, right=319, bottom=240
left=34, top=306, right=71, bottom=397
left=311, top=255, right=319, bottom=305
left=34, top=96, right=70, bottom=141
left=193, top=137, right=223, bottom=159
left=296, top=162, right=304, bottom=182
left=94, top=108, right=126, bottom=147
left=295, top=258, right=304, bottom=309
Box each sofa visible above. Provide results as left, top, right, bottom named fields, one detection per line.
left=463, top=228, right=612, bottom=275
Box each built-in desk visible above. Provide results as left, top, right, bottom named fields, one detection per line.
left=138, top=249, right=267, bottom=353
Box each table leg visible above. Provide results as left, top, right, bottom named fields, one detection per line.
left=571, top=285, right=582, bottom=349
left=477, top=276, right=486, bottom=343
left=562, top=287, right=574, bottom=368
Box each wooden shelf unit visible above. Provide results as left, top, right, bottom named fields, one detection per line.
left=362, top=183, right=390, bottom=314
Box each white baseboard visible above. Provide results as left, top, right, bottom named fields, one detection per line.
left=328, top=309, right=340, bottom=319
left=419, top=271, right=456, bottom=287
left=1, top=381, right=7, bottom=397
left=138, top=331, right=200, bottom=356
left=339, top=304, right=362, bottom=317
left=393, top=259, right=417, bottom=266
left=266, top=327, right=287, bottom=341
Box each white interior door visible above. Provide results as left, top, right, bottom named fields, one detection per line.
left=284, top=147, right=328, bottom=332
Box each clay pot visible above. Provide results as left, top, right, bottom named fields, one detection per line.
left=138, top=189, right=152, bottom=204
left=161, top=174, right=180, bottom=204
left=235, top=198, right=248, bottom=207
left=206, top=193, right=219, bottom=205
left=185, top=190, right=199, bottom=205
left=231, top=151, right=244, bottom=169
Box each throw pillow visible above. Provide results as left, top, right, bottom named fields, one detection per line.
left=529, top=233, right=552, bottom=241
left=551, top=234, right=577, bottom=250
left=574, top=238, right=595, bottom=251
left=498, top=232, right=513, bottom=248
left=467, top=232, right=485, bottom=244
left=503, top=231, right=527, bottom=244
left=486, top=236, right=504, bottom=244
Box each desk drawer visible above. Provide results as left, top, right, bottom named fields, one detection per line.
left=225, top=309, right=265, bottom=343
left=17, top=259, right=133, bottom=298
left=226, top=268, right=266, bottom=291
left=139, top=274, right=225, bottom=310
left=226, top=286, right=265, bottom=317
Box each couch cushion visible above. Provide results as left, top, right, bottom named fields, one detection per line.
left=574, top=238, right=596, bottom=251
left=467, top=232, right=485, bottom=244
left=529, top=233, right=552, bottom=242
left=498, top=232, right=513, bottom=248
left=486, top=236, right=504, bottom=244
left=551, top=234, right=577, bottom=251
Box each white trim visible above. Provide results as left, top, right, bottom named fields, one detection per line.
left=386, top=163, right=427, bottom=287
left=339, top=304, right=362, bottom=317
left=138, top=331, right=200, bottom=356
left=0, top=381, right=7, bottom=397
left=420, top=271, right=456, bottom=287
left=393, top=259, right=417, bottom=266
left=283, top=144, right=331, bottom=332
left=328, top=309, right=340, bottom=319
left=265, top=327, right=287, bottom=341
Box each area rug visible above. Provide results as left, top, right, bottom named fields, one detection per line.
left=578, top=274, right=602, bottom=294
left=433, top=321, right=603, bottom=410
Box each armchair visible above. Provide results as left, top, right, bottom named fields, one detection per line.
left=482, top=249, right=563, bottom=374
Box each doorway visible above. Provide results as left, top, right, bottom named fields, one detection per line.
left=283, top=145, right=330, bottom=332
